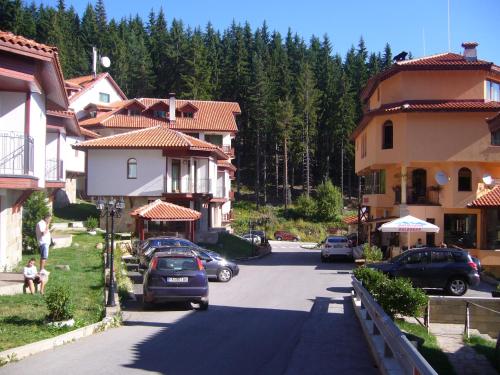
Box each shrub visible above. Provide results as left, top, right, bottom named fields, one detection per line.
left=22, top=191, right=50, bottom=254
left=295, top=194, right=317, bottom=219
left=85, top=217, right=98, bottom=231
left=363, top=243, right=383, bottom=263
left=316, top=180, right=343, bottom=221
left=353, top=267, right=387, bottom=299
left=45, top=286, right=74, bottom=321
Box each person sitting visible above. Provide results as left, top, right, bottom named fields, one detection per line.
left=23, top=258, right=46, bottom=295
left=415, top=238, right=425, bottom=248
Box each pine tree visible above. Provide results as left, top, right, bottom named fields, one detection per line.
left=383, top=43, right=393, bottom=70
left=276, top=98, right=295, bottom=208
left=181, top=28, right=211, bottom=99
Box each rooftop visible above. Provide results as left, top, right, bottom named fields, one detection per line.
left=130, top=199, right=201, bottom=221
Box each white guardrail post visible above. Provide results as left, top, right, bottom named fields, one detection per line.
left=352, top=278, right=438, bottom=375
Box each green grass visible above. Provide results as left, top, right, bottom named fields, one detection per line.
left=53, top=201, right=99, bottom=223
left=0, top=233, right=104, bottom=351
left=200, top=232, right=256, bottom=259
left=464, top=335, right=498, bottom=370
left=396, top=320, right=456, bottom=375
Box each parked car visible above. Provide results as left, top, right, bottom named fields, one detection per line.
left=139, top=246, right=198, bottom=269
left=142, top=252, right=209, bottom=310
left=368, top=247, right=480, bottom=296
left=274, top=230, right=300, bottom=242
left=196, top=249, right=240, bottom=282
left=250, top=230, right=267, bottom=244
left=242, top=234, right=261, bottom=245
left=321, top=236, right=352, bottom=262
left=138, top=236, right=202, bottom=256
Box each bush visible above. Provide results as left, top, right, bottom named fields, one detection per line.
left=22, top=191, right=50, bottom=253
left=295, top=194, right=317, bottom=219
left=363, top=243, right=383, bottom=263
left=316, top=180, right=343, bottom=221
left=85, top=217, right=98, bottom=231
left=353, top=267, right=428, bottom=319
left=45, top=286, right=74, bottom=321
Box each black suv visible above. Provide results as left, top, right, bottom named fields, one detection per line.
left=368, top=247, right=480, bottom=296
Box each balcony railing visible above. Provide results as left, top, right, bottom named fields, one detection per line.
left=0, top=132, right=34, bottom=176
left=222, top=210, right=234, bottom=222
left=165, top=177, right=212, bottom=194
left=46, top=159, right=63, bottom=181
left=221, top=145, right=235, bottom=157
left=393, top=186, right=441, bottom=205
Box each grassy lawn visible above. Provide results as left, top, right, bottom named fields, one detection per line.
left=52, top=201, right=99, bottom=223
left=464, top=335, right=498, bottom=370
left=0, top=233, right=104, bottom=352
left=396, top=320, right=456, bottom=375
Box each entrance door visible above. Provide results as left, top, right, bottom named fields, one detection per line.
left=426, top=218, right=436, bottom=246
left=412, top=169, right=427, bottom=203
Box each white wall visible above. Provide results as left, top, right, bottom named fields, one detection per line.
left=29, top=93, right=46, bottom=188
left=45, top=132, right=58, bottom=160
left=0, top=91, right=25, bottom=133
left=0, top=189, right=23, bottom=270
left=70, top=78, right=124, bottom=119
left=65, top=135, right=85, bottom=173
left=87, top=149, right=165, bottom=196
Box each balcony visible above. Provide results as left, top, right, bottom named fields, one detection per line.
left=45, top=159, right=64, bottom=181
left=0, top=132, right=34, bottom=176
left=393, top=185, right=441, bottom=205
left=165, top=177, right=212, bottom=195
left=221, top=145, right=235, bottom=158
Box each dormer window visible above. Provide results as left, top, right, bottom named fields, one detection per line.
left=128, top=109, right=141, bottom=116
left=486, top=80, right=500, bottom=102
left=90, top=111, right=97, bottom=118
left=154, top=110, right=167, bottom=118
left=99, top=92, right=110, bottom=103
left=183, top=112, right=194, bottom=118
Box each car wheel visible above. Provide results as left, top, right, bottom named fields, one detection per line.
left=276, top=236, right=282, bottom=241
left=292, top=238, right=298, bottom=242
left=199, top=300, right=209, bottom=311
left=217, top=267, right=232, bottom=282
left=446, top=277, right=468, bottom=296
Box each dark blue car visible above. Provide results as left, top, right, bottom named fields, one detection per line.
left=143, top=252, right=209, bottom=310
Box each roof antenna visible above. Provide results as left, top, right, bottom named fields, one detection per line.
left=92, top=46, right=111, bottom=78
left=447, top=0, right=451, bottom=52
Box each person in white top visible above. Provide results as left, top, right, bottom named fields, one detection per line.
left=36, top=213, right=52, bottom=270
left=23, top=258, right=46, bottom=294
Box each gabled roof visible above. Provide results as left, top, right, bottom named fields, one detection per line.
left=361, top=52, right=499, bottom=102
left=468, top=186, right=500, bottom=207
left=351, top=100, right=500, bottom=140
left=130, top=199, right=201, bottom=221
left=65, top=73, right=127, bottom=103
left=73, top=125, right=229, bottom=159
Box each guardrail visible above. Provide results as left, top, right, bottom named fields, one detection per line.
left=352, top=278, right=437, bottom=375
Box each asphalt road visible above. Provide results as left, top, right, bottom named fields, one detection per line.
left=1, top=241, right=378, bottom=375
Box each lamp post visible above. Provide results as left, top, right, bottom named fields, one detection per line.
left=96, top=196, right=125, bottom=307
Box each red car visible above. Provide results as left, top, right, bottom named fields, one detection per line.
left=274, top=231, right=300, bottom=241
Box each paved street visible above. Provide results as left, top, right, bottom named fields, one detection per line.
left=0, top=241, right=378, bottom=375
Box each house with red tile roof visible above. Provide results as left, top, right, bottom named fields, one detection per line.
left=0, top=30, right=86, bottom=269
left=352, top=42, right=500, bottom=270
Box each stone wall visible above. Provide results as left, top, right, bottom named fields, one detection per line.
left=429, top=296, right=500, bottom=338
left=98, top=196, right=146, bottom=234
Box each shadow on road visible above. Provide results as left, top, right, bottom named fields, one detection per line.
left=242, top=251, right=355, bottom=271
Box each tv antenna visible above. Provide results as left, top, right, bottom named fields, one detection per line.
left=92, top=47, right=111, bottom=78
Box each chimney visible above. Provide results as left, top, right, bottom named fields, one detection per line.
left=168, top=93, right=176, bottom=125
left=462, top=42, right=478, bottom=62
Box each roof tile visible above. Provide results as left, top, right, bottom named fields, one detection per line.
left=130, top=199, right=201, bottom=221
left=468, top=186, right=500, bottom=207
left=0, top=30, right=57, bottom=57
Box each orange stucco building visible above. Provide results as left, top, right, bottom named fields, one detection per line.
left=352, top=43, right=500, bottom=269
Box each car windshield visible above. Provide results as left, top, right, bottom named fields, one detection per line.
left=327, top=237, right=348, bottom=243
left=157, top=257, right=198, bottom=271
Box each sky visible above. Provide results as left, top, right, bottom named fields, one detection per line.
left=33, top=0, right=500, bottom=63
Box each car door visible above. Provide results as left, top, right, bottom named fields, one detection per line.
left=426, top=250, right=454, bottom=288
left=198, top=251, right=217, bottom=277
left=393, top=250, right=430, bottom=287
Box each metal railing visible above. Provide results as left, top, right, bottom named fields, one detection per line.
left=45, top=159, right=63, bottom=181
left=221, top=145, right=235, bottom=157
left=393, top=186, right=440, bottom=205
left=0, top=132, right=34, bottom=176
left=352, top=278, right=437, bottom=375
left=165, top=176, right=212, bottom=194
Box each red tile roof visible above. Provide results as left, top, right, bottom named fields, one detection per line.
left=467, top=186, right=500, bottom=207
left=351, top=100, right=500, bottom=140
left=217, top=160, right=237, bottom=171
left=79, top=127, right=100, bottom=139
left=361, top=52, right=498, bottom=102
left=73, top=125, right=229, bottom=159
left=65, top=73, right=127, bottom=103
left=0, top=30, right=57, bottom=58
left=130, top=199, right=201, bottom=221
left=79, top=98, right=240, bottom=133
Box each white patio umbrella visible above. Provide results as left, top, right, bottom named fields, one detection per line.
left=378, top=215, right=439, bottom=249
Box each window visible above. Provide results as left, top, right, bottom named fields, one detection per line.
left=128, top=109, right=141, bottom=116
left=99, top=92, right=110, bottom=103
left=185, top=132, right=199, bottom=139
left=205, top=134, right=223, bottom=146
left=154, top=110, right=167, bottom=118
left=458, top=167, right=472, bottom=191
left=444, top=214, right=477, bottom=248
left=361, top=132, right=367, bottom=158
left=90, top=111, right=97, bottom=118
left=431, top=251, right=454, bottom=263
left=492, top=129, right=500, bottom=146
left=183, top=112, right=194, bottom=118
left=364, top=170, right=386, bottom=194
left=401, top=251, right=429, bottom=265
left=486, top=80, right=500, bottom=102
left=382, top=121, right=393, bottom=149
left=171, top=159, right=181, bottom=192
left=127, top=158, right=137, bottom=179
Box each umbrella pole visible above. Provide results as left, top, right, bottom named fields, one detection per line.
left=408, top=232, right=410, bottom=250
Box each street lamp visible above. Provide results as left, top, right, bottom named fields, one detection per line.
left=95, top=196, right=125, bottom=307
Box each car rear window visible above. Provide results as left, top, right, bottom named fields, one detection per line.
left=327, top=237, right=348, bottom=243
left=157, top=257, right=198, bottom=271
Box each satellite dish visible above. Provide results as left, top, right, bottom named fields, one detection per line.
left=100, top=56, right=111, bottom=68
left=483, top=174, right=493, bottom=185
left=435, top=171, right=450, bottom=186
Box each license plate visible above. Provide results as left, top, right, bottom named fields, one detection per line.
left=167, top=277, right=188, bottom=283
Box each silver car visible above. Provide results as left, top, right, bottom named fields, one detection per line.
left=321, top=236, right=353, bottom=262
